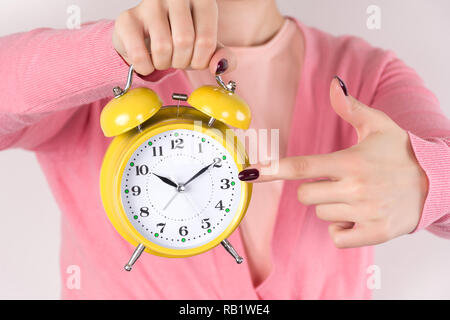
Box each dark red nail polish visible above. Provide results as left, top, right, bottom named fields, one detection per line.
left=334, top=75, right=348, bottom=96
left=216, top=58, right=228, bottom=75
left=238, top=168, right=259, bottom=181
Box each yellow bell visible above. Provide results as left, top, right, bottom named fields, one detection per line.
left=187, top=77, right=251, bottom=130
left=100, top=65, right=163, bottom=137
left=100, top=87, right=162, bottom=137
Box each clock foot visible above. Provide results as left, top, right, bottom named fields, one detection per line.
left=124, top=243, right=146, bottom=271
left=221, top=239, right=243, bottom=264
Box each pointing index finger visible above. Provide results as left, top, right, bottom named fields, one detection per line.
left=241, top=152, right=345, bottom=183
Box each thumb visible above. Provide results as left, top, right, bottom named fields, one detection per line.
left=208, top=41, right=237, bottom=76
left=330, top=76, right=388, bottom=141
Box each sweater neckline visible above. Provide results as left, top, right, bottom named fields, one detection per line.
left=227, top=17, right=296, bottom=55
left=241, top=16, right=311, bottom=294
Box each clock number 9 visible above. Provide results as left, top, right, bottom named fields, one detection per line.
left=140, top=207, right=150, bottom=217
left=131, top=186, right=141, bottom=196
left=179, top=226, right=188, bottom=236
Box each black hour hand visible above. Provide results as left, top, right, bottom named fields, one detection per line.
left=152, top=173, right=178, bottom=188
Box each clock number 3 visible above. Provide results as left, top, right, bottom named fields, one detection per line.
left=220, top=179, right=231, bottom=189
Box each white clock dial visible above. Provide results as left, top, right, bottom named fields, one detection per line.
left=120, top=129, right=242, bottom=249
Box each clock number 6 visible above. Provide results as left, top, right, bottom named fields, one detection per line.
left=179, top=226, right=188, bottom=236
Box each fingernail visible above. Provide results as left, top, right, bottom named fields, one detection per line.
left=334, top=75, right=348, bottom=96
left=238, top=168, right=259, bottom=181
left=216, top=58, right=229, bottom=75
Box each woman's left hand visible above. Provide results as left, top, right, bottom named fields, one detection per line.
left=238, top=77, right=429, bottom=248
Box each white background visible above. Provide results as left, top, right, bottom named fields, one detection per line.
left=0, top=0, right=449, bottom=299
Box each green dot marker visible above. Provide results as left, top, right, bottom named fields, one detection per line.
left=207, top=229, right=212, bottom=233
left=124, top=189, right=129, bottom=194
left=148, top=141, right=152, bottom=146
left=222, top=156, right=226, bottom=160
left=154, top=233, right=159, bottom=237
left=201, top=138, right=206, bottom=142
left=231, top=181, right=235, bottom=186
left=181, top=238, right=186, bottom=242
left=130, top=162, right=134, bottom=167
left=133, top=215, right=138, bottom=220
left=225, top=208, right=230, bottom=213
left=174, top=133, right=179, bottom=137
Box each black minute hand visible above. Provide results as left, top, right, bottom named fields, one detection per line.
left=184, top=160, right=216, bottom=186
left=152, top=173, right=178, bottom=188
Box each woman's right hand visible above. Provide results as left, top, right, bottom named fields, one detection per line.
left=113, top=0, right=236, bottom=76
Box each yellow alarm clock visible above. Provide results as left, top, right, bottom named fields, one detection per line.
left=99, top=65, right=253, bottom=271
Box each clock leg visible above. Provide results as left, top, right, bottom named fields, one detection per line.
left=221, top=239, right=244, bottom=264
left=124, top=243, right=146, bottom=271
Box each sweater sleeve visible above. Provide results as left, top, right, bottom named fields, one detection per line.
left=370, top=55, right=450, bottom=238
left=0, top=20, right=175, bottom=151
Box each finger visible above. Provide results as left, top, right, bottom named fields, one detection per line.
left=330, top=76, right=390, bottom=141
left=328, top=222, right=390, bottom=249
left=333, top=221, right=355, bottom=229
left=298, top=181, right=351, bottom=205
left=190, top=0, right=218, bottom=69
left=146, top=2, right=173, bottom=70
left=315, top=203, right=356, bottom=222
left=115, top=10, right=154, bottom=75
left=208, top=43, right=237, bottom=75
left=239, top=153, right=344, bottom=183
left=168, top=0, right=195, bottom=69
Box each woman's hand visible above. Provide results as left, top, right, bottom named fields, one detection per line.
left=113, top=0, right=236, bottom=75
left=239, top=77, right=429, bottom=249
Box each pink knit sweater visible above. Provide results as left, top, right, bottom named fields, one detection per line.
left=0, top=18, right=449, bottom=299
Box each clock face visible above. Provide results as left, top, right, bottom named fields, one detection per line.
left=120, top=129, right=242, bottom=250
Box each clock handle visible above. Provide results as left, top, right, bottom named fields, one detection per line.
left=113, top=64, right=135, bottom=98
left=124, top=243, right=146, bottom=271
left=215, top=74, right=236, bottom=93
left=221, top=239, right=244, bottom=264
